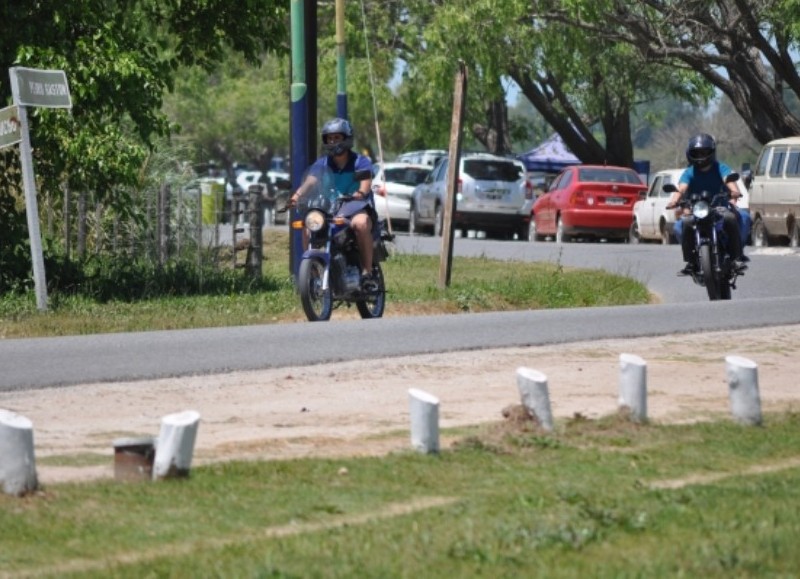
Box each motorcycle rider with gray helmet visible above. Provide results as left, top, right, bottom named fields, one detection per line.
left=666, top=133, right=747, bottom=276
left=288, top=118, right=378, bottom=291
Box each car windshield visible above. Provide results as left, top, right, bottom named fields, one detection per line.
left=384, top=167, right=431, bottom=186
left=578, top=168, right=640, bottom=184
left=463, top=160, right=522, bottom=182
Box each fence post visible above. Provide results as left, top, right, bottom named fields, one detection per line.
left=726, top=355, right=762, bottom=426
left=247, top=185, right=264, bottom=278
left=516, top=367, right=554, bottom=431
left=0, top=409, right=38, bottom=496
left=153, top=410, right=201, bottom=480
left=619, top=353, right=648, bottom=422
left=409, top=388, right=440, bottom=454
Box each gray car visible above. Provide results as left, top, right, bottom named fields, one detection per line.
left=409, top=153, right=533, bottom=239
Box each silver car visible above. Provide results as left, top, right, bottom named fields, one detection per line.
left=409, top=153, right=534, bottom=239
left=371, top=162, right=432, bottom=230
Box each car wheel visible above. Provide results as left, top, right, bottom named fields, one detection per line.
left=528, top=218, right=541, bottom=242
left=555, top=216, right=570, bottom=243
left=751, top=217, right=769, bottom=247
left=408, top=206, right=418, bottom=236
left=434, top=204, right=444, bottom=237
left=660, top=219, right=674, bottom=245
left=629, top=220, right=641, bottom=244
left=790, top=221, right=800, bottom=248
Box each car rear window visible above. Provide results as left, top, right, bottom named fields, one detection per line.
left=384, top=167, right=431, bottom=186
left=578, top=168, right=641, bottom=184
left=463, top=160, right=522, bottom=182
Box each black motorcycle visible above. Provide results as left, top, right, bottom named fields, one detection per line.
left=292, top=165, right=390, bottom=322
left=664, top=173, right=743, bottom=301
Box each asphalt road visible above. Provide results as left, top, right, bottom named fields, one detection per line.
left=2, top=234, right=799, bottom=392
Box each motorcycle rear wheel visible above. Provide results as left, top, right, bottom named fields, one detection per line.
left=699, top=244, right=722, bottom=301
left=356, top=264, right=386, bottom=319
left=299, top=258, right=333, bottom=321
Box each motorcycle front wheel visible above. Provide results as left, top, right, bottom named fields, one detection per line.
left=356, top=263, right=386, bottom=319
left=299, top=257, right=333, bottom=321
left=699, top=244, right=722, bottom=301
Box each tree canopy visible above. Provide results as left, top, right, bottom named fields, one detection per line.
left=1, top=0, right=288, bottom=201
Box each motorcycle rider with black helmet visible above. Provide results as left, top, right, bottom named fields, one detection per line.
left=288, top=118, right=378, bottom=291
left=666, top=133, right=747, bottom=276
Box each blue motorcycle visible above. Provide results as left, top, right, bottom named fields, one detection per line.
left=664, top=173, right=743, bottom=301
left=292, top=165, right=389, bottom=321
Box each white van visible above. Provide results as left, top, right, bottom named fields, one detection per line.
left=749, top=136, right=800, bottom=247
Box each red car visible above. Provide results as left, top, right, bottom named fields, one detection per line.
left=529, top=165, right=646, bottom=242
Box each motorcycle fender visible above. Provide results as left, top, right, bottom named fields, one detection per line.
left=301, top=249, right=330, bottom=266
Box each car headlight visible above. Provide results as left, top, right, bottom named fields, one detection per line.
left=692, top=201, right=710, bottom=219
left=304, top=210, right=326, bottom=232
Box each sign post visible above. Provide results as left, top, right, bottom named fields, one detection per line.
left=8, top=67, right=72, bottom=311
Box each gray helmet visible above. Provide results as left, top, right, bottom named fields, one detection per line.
left=686, top=133, right=716, bottom=169
left=321, top=118, right=354, bottom=156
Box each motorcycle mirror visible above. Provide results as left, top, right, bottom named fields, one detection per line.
left=663, top=183, right=678, bottom=193
left=725, top=172, right=740, bottom=183
left=354, top=169, right=371, bottom=181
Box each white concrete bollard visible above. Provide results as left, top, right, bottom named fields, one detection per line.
left=619, top=353, right=648, bottom=422
left=409, top=388, right=440, bottom=454
left=153, top=410, right=201, bottom=480
left=0, top=409, right=38, bottom=496
left=726, top=355, right=762, bottom=426
left=516, top=367, right=554, bottom=431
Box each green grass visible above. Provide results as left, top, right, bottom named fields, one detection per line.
left=0, top=231, right=651, bottom=338
left=3, top=412, right=800, bottom=577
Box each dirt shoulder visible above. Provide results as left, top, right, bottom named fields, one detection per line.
left=3, top=324, right=800, bottom=484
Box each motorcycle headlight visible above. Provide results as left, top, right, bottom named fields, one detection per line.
left=692, top=201, right=710, bottom=219
left=304, top=210, right=326, bottom=232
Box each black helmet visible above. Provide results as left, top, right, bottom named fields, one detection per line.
left=321, top=118, right=354, bottom=156
left=686, top=133, right=716, bottom=169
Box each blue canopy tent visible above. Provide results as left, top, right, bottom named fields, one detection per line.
left=517, top=133, right=581, bottom=173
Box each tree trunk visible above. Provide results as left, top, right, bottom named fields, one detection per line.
left=77, top=190, right=87, bottom=258
left=158, top=182, right=171, bottom=266
left=63, top=181, right=71, bottom=259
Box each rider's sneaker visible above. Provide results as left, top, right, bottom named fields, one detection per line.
left=677, top=263, right=696, bottom=276
left=361, top=273, right=379, bottom=293
left=740, top=254, right=751, bottom=263
left=733, top=259, right=748, bottom=273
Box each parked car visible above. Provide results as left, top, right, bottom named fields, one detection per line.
left=529, top=165, right=646, bottom=243
left=629, top=169, right=683, bottom=244
left=396, top=149, right=447, bottom=167
left=630, top=168, right=751, bottom=245
left=749, top=135, right=800, bottom=246
left=409, top=153, right=534, bottom=239
left=371, top=162, right=432, bottom=230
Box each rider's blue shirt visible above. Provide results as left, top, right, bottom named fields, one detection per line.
left=679, top=161, right=733, bottom=195
left=310, top=151, right=373, bottom=196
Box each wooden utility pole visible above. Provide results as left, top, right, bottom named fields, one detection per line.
left=439, top=61, right=467, bottom=289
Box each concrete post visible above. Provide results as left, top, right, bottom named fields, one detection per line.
left=516, top=367, right=554, bottom=431
left=0, top=409, right=38, bottom=496
left=408, top=388, right=440, bottom=454
left=726, top=355, right=763, bottom=426
left=619, top=353, right=648, bottom=422
left=153, top=410, right=201, bottom=480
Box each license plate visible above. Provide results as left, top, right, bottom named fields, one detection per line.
left=484, top=189, right=508, bottom=200
left=606, top=197, right=625, bottom=205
